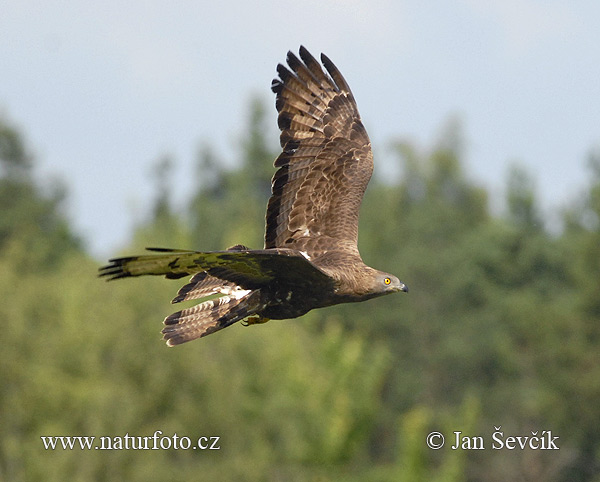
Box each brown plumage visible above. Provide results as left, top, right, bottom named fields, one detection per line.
left=99, top=47, right=408, bottom=346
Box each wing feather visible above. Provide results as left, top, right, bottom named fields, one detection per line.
left=171, top=271, right=238, bottom=303
left=99, top=247, right=334, bottom=290
left=266, top=46, right=373, bottom=258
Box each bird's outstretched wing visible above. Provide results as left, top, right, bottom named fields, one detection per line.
left=266, top=46, right=374, bottom=258
left=99, top=247, right=334, bottom=290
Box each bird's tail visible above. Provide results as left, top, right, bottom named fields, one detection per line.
left=162, top=286, right=262, bottom=346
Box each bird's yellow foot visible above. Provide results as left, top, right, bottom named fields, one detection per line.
left=242, top=315, right=271, bottom=326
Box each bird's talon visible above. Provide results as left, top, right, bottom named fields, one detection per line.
left=242, top=315, right=270, bottom=326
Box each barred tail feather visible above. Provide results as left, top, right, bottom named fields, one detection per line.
left=162, top=290, right=260, bottom=346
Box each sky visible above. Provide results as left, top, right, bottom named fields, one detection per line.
left=1, top=0, right=599, bottom=257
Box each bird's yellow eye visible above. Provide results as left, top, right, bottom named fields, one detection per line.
left=384, top=277, right=391, bottom=285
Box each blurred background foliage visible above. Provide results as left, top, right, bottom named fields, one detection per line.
left=0, top=100, right=599, bottom=481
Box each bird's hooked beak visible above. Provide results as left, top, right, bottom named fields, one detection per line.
left=391, top=280, right=408, bottom=293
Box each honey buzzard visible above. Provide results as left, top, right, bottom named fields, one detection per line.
left=99, top=47, right=408, bottom=345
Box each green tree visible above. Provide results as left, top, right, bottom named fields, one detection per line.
left=2, top=101, right=599, bottom=481
left=131, top=154, right=189, bottom=250
left=188, top=144, right=229, bottom=250
left=506, top=164, right=543, bottom=231
left=188, top=96, right=277, bottom=251
left=0, top=113, right=81, bottom=270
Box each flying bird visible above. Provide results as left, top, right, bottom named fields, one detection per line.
left=99, top=46, right=408, bottom=346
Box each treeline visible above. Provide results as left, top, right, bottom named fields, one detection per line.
left=0, top=102, right=598, bottom=481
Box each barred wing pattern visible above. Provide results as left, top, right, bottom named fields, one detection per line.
left=99, top=247, right=335, bottom=345
left=99, top=47, right=408, bottom=346
left=266, top=46, right=374, bottom=257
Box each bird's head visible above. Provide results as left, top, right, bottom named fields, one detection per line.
left=380, top=272, right=408, bottom=293
left=361, top=269, right=408, bottom=299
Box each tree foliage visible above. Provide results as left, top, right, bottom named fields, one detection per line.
left=0, top=103, right=599, bottom=481
left=0, top=114, right=81, bottom=270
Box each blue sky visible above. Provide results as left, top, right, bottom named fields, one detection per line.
left=2, top=0, right=599, bottom=256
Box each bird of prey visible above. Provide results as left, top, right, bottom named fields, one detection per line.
left=99, top=46, right=408, bottom=346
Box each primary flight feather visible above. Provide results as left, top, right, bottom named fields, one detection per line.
left=99, top=47, right=408, bottom=346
